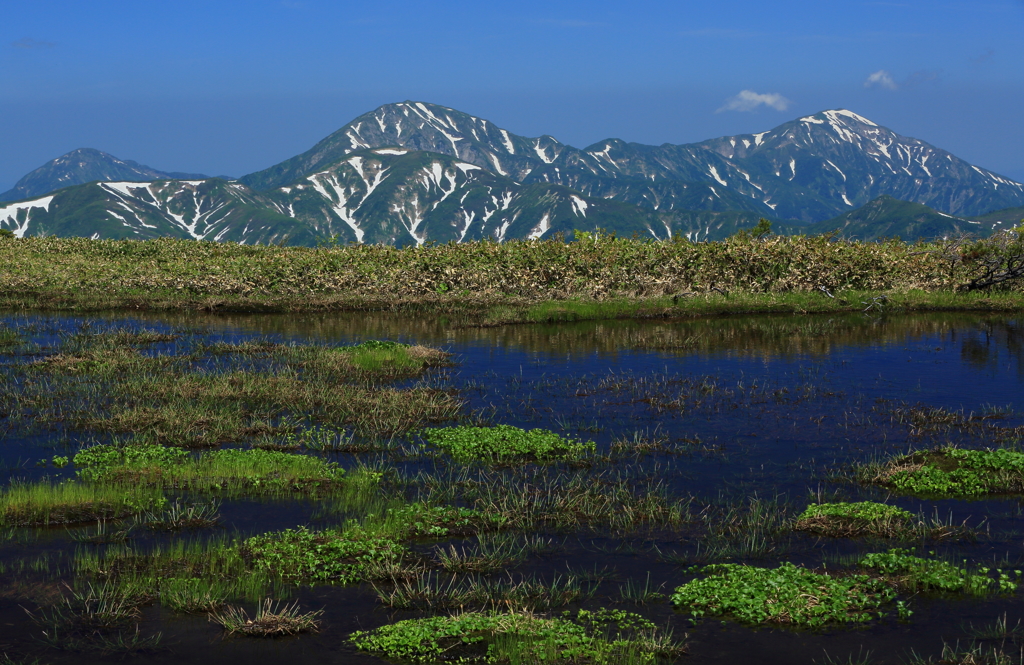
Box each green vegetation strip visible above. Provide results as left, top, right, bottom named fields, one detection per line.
left=73, top=444, right=347, bottom=492
left=2, top=234, right=1023, bottom=316
left=672, top=550, right=1019, bottom=628
left=423, top=425, right=596, bottom=462
left=349, top=609, right=684, bottom=664
left=862, top=447, right=1024, bottom=496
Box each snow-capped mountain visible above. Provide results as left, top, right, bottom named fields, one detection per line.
left=3, top=101, right=1021, bottom=244
left=0, top=148, right=211, bottom=203
left=1, top=149, right=692, bottom=245
left=241, top=102, right=1024, bottom=221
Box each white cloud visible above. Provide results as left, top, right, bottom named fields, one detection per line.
left=864, top=69, right=898, bottom=90
left=716, top=90, right=792, bottom=113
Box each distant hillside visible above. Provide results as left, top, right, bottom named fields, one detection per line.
left=804, top=195, right=1007, bottom=241
left=0, top=148, right=210, bottom=202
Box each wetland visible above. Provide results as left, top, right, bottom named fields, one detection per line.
left=1, top=308, right=1023, bottom=664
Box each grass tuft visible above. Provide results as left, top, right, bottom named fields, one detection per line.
left=209, top=598, right=322, bottom=637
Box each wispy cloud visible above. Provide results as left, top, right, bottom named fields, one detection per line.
left=864, top=68, right=942, bottom=90
left=716, top=90, right=792, bottom=113
left=864, top=69, right=898, bottom=90
left=11, top=37, right=55, bottom=49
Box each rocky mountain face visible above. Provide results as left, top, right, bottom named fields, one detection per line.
left=0, top=148, right=210, bottom=203
left=3, top=101, right=1021, bottom=245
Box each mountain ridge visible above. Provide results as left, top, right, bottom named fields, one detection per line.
left=0, top=148, right=213, bottom=203
left=3, top=102, right=1022, bottom=245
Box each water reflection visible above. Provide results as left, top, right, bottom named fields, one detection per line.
left=52, top=309, right=1024, bottom=366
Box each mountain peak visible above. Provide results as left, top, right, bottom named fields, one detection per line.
left=799, top=109, right=878, bottom=128
left=0, top=148, right=210, bottom=203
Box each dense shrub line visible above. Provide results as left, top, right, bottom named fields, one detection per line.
left=0, top=234, right=959, bottom=298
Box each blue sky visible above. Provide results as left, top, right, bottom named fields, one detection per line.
left=2, top=0, right=1023, bottom=190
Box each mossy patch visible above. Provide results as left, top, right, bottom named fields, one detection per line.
left=423, top=425, right=596, bottom=463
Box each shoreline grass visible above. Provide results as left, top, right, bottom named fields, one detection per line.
left=0, top=480, right=165, bottom=527
left=1, top=235, right=1021, bottom=319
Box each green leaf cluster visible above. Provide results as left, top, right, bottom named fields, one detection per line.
left=671, top=562, right=895, bottom=627
left=884, top=448, right=1024, bottom=496
left=423, top=425, right=596, bottom=463
left=859, top=549, right=1019, bottom=593
left=349, top=609, right=677, bottom=663
left=241, top=526, right=407, bottom=584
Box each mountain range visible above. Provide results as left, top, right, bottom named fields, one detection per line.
left=2, top=101, right=1022, bottom=245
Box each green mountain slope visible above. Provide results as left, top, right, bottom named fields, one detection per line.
left=803, top=195, right=999, bottom=241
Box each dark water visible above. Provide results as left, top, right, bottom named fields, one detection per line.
left=1, top=310, right=1023, bottom=664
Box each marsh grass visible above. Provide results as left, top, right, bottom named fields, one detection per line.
left=73, top=535, right=288, bottom=605
left=434, top=533, right=531, bottom=573
left=141, top=498, right=221, bottom=530
left=373, top=572, right=597, bottom=612
left=159, top=577, right=228, bottom=613
left=617, top=573, right=667, bottom=604
left=0, top=480, right=165, bottom=526
left=654, top=496, right=793, bottom=565
left=883, top=403, right=1023, bottom=442
left=414, top=466, right=693, bottom=533
left=25, top=579, right=161, bottom=655
left=68, top=518, right=134, bottom=544
left=906, top=642, right=1024, bottom=665
left=209, top=598, right=322, bottom=637
left=609, top=429, right=706, bottom=458
left=963, top=614, right=1024, bottom=641
left=4, top=327, right=460, bottom=446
